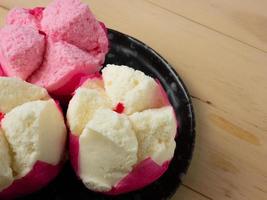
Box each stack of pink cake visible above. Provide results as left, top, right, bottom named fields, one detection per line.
left=0, top=0, right=109, bottom=96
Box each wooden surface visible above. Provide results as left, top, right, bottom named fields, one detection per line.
left=0, top=0, right=267, bottom=199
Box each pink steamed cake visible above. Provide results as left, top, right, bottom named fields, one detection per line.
left=0, top=0, right=109, bottom=96
left=0, top=161, right=62, bottom=200
left=6, top=7, right=44, bottom=30
left=41, top=0, right=108, bottom=54
left=0, top=25, right=45, bottom=80
left=0, top=66, right=4, bottom=76
left=29, top=40, right=103, bottom=92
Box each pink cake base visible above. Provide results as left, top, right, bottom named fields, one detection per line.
left=51, top=72, right=102, bottom=108
left=0, top=66, right=4, bottom=76
left=69, top=133, right=80, bottom=175
left=156, top=79, right=179, bottom=137
left=105, top=159, right=170, bottom=195
left=69, top=132, right=171, bottom=195
left=156, top=79, right=171, bottom=106
left=0, top=161, right=62, bottom=200
left=0, top=112, right=4, bottom=123
left=52, top=72, right=101, bottom=96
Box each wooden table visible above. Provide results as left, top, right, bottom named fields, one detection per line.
left=1, top=1, right=267, bottom=199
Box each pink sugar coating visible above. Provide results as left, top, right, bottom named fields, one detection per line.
left=41, top=0, right=108, bottom=54
left=6, top=7, right=44, bottom=30
left=69, top=132, right=171, bottom=195
left=0, top=161, right=62, bottom=200
left=29, top=40, right=103, bottom=92
left=0, top=25, right=45, bottom=80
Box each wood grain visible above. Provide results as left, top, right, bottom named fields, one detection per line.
left=174, top=185, right=211, bottom=200
left=188, top=99, right=267, bottom=200
left=146, top=0, right=267, bottom=53
left=0, top=0, right=267, bottom=199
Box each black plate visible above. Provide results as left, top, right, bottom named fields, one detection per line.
left=18, top=29, right=195, bottom=200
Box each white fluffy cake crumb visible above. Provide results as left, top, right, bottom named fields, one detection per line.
left=129, top=106, right=176, bottom=165
left=0, top=129, right=13, bottom=191
left=79, top=109, right=138, bottom=192
left=0, top=77, right=49, bottom=113
left=2, top=100, right=66, bottom=178
left=81, top=77, right=104, bottom=90
left=67, top=87, right=112, bottom=135
left=68, top=64, right=177, bottom=192
left=102, top=64, right=164, bottom=114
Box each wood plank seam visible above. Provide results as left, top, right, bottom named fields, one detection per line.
left=191, top=95, right=212, bottom=106
left=182, top=184, right=213, bottom=200
left=144, top=0, right=267, bottom=54
left=194, top=95, right=267, bottom=133
left=0, top=5, right=9, bottom=11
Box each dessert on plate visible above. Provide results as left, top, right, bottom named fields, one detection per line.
left=67, top=65, right=177, bottom=194
left=0, top=77, right=67, bottom=199
left=0, top=0, right=180, bottom=197
left=0, top=0, right=109, bottom=97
